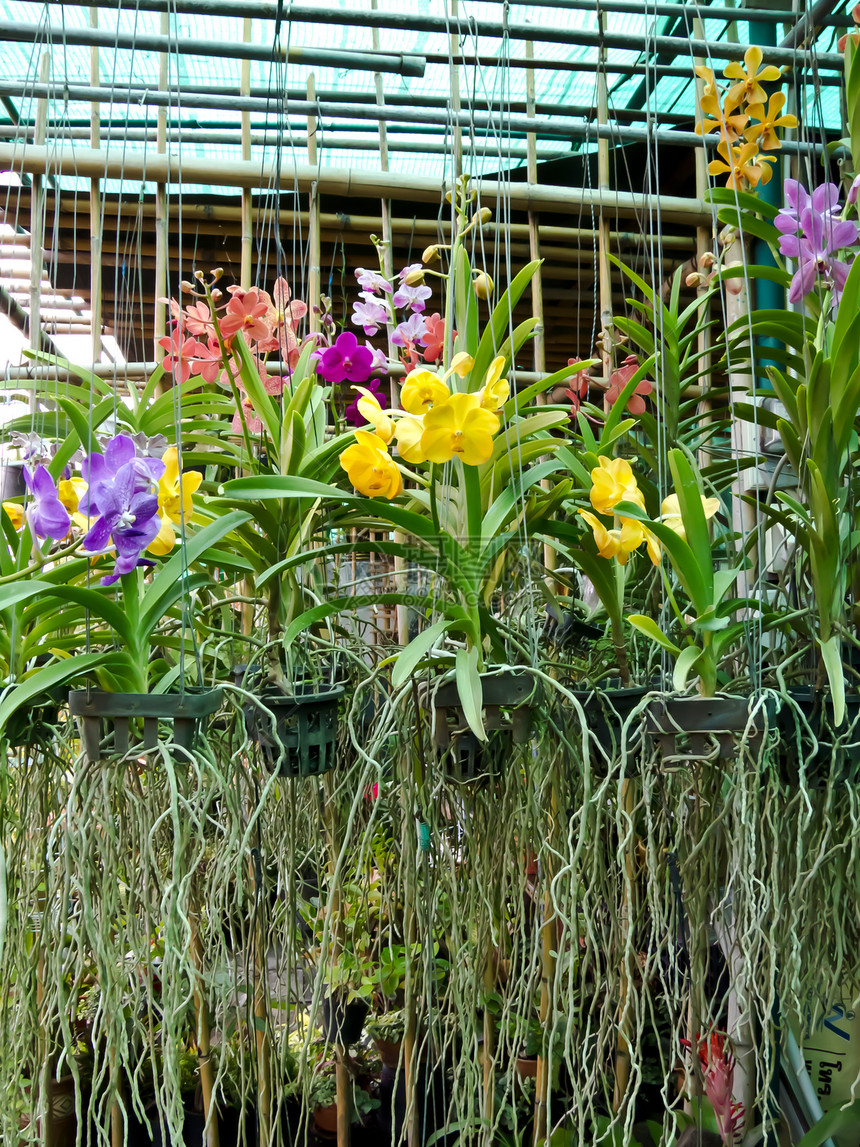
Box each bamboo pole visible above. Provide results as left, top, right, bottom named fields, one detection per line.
left=322, top=774, right=351, bottom=1147
left=27, top=53, right=51, bottom=375
left=240, top=17, right=252, bottom=286
left=89, top=7, right=102, bottom=364
left=152, top=11, right=169, bottom=383
left=0, top=143, right=716, bottom=222
left=307, top=74, right=321, bottom=334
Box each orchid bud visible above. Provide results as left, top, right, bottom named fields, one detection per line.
left=686, top=272, right=709, bottom=289
left=473, top=272, right=494, bottom=300
left=404, top=269, right=426, bottom=286
left=476, top=207, right=493, bottom=226
left=422, top=244, right=441, bottom=264
left=699, top=251, right=717, bottom=269
left=179, top=279, right=195, bottom=293
left=718, top=226, right=737, bottom=248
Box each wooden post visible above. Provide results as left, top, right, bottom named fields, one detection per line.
left=190, top=915, right=220, bottom=1147
left=322, top=774, right=351, bottom=1147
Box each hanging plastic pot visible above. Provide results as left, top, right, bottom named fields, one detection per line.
left=566, top=685, right=650, bottom=768
left=428, top=671, right=533, bottom=781
left=778, top=688, right=860, bottom=786
left=68, top=688, right=223, bottom=764
left=243, top=683, right=345, bottom=778
left=322, top=993, right=369, bottom=1045
left=646, top=694, right=773, bottom=764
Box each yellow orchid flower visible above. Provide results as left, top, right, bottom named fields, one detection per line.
left=339, top=430, right=402, bottom=499
left=579, top=510, right=645, bottom=566
left=660, top=493, right=721, bottom=540
left=149, top=516, right=178, bottom=556
left=394, top=414, right=428, bottom=465
left=723, top=46, right=781, bottom=108
left=400, top=370, right=451, bottom=415
left=2, top=501, right=23, bottom=530
left=477, top=357, right=510, bottom=412
left=421, top=392, right=499, bottom=466
left=695, top=88, right=749, bottom=145
left=352, top=386, right=394, bottom=444
left=443, top=352, right=474, bottom=380
left=589, top=456, right=645, bottom=516
left=58, top=476, right=94, bottom=531
left=743, top=92, right=797, bottom=151
left=158, top=447, right=203, bottom=523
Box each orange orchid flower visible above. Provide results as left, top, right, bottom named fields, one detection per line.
left=708, top=140, right=776, bottom=189
left=744, top=92, right=798, bottom=151
left=722, top=46, right=782, bottom=107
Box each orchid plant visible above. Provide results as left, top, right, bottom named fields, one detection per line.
left=267, top=176, right=595, bottom=737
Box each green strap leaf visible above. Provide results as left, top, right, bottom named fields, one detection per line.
left=455, top=645, right=487, bottom=742
left=391, top=619, right=455, bottom=688
left=627, top=614, right=681, bottom=656
left=673, top=644, right=703, bottom=692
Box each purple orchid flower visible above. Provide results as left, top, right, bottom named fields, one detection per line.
left=78, top=434, right=164, bottom=520
left=316, top=331, right=375, bottom=384
left=392, top=282, right=433, bottom=312
left=398, top=263, right=423, bottom=282
left=344, top=377, right=385, bottom=426
left=82, top=460, right=162, bottom=585
left=354, top=267, right=392, bottom=293
left=351, top=297, right=390, bottom=337
left=778, top=205, right=859, bottom=304
left=849, top=174, right=860, bottom=207
left=22, top=465, right=70, bottom=540
left=391, top=312, right=427, bottom=347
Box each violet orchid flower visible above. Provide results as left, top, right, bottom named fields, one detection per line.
left=316, top=331, right=375, bottom=383
left=22, top=465, right=70, bottom=540
left=354, top=267, right=392, bottom=293
left=391, top=312, right=427, bottom=348
left=392, top=282, right=433, bottom=312
left=777, top=205, right=858, bottom=304
left=345, top=378, right=385, bottom=426
left=78, top=434, right=164, bottom=521
left=366, top=343, right=389, bottom=373
left=774, top=179, right=843, bottom=237
left=82, top=460, right=162, bottom=585
left=399, top=263, right=423, bottom=282
left=351, top=296, right=390, bottom=336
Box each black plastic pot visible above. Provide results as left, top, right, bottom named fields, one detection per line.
left=322, top=994, right=369, bottom=1045
left=567, top=686, right=650, bottom=751
left=429, top=671, right=534, bottom=781
left=243, top=683, right=345, bottom=778
left=68, top=688, right=223, bottom=763
left=646, top=694, right=773, bottom=762
left=778, top=689, right=860, bottom=786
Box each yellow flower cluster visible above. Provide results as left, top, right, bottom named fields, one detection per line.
left=149, top=448, right=203, bottom=555
left=338, top=356, right=509, bottom=499
left=695, top=47, right=796, bottom=190
left=579, top=457, right=720, bottom=566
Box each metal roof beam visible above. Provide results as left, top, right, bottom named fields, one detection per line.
left=0, top=21, right=426, bottom=77
left=37, top=0, right=853, bottom=32
left=0, top=84, right=834, bottom=153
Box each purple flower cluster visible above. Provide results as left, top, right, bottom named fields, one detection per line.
left=23, top=466, right=70, bottom=540
left=81, top=435, right=165, bottom=585
left=775, top=179, right=859, bottom=305
left=349, top=262, right=430, bottom=347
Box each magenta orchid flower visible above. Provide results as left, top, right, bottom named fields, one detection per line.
left=22, top=465, right=71, bottom=540
left=316, top=331, right=375, bottom=383
left=777, top=205, right=858, bottom=304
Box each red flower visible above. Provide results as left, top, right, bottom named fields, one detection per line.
left=220, top=286, right=273, bottom=342
left=420, top=312, right=450, bottom=363
left=605, top=354, right=653, bottom=415
left=157, top=327, right=208, bottom=383
left=565, top=358, right=591, bottom=417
